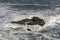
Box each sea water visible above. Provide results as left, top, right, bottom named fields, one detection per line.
left=0, top=0, right=60, bottom=40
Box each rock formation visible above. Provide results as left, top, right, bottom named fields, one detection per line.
left=11, top=17, right=45, bottom=26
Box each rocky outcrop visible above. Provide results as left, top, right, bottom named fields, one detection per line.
left=11, top=17, right=45, bottom=26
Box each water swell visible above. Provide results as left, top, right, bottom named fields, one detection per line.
left=0, top=0, right=60, bottom=5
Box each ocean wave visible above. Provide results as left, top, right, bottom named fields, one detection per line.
left=0, top=3, right=60, bottom=40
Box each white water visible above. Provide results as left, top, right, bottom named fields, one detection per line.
left=0, top=3, right=60, bottom=40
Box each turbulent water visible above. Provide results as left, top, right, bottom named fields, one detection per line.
left=0, top=0, right=60, bottom=40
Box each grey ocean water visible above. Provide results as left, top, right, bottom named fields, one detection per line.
left=0, top=0, right=60, bottom=40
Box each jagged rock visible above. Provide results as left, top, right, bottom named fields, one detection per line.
left=11, top=17, right=45, bottom=26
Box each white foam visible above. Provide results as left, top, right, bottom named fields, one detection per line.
left=3, top=9, right=60, bottom=31
left=1, top=3, right=60, bottom=40
left=0, top=4, right=59, bottom=31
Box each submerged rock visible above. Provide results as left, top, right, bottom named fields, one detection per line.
left=11, top=17, right=45, bottom=26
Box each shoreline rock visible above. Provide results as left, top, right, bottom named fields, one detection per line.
left=11, top=17, right=45, bottom=26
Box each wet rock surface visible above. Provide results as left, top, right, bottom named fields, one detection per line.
left=11, top=17, right=45, bottom=26
left=27, top=29, right=31, bottom=31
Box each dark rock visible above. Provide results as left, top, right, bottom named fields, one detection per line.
left=27, top=22, right=36, bottom=25
left=27, top=29, right=31, bottom=31
left=11, top=17, right=45, bottom=26
left=11, top=19, right=30, bottom=25
left=31, top=17, right=45, bottom=26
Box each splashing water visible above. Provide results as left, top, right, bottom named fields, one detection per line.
left=0, top=3, right=60, bottom=40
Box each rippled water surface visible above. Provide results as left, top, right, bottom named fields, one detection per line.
left=0, top=1, right=60, bottom=40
